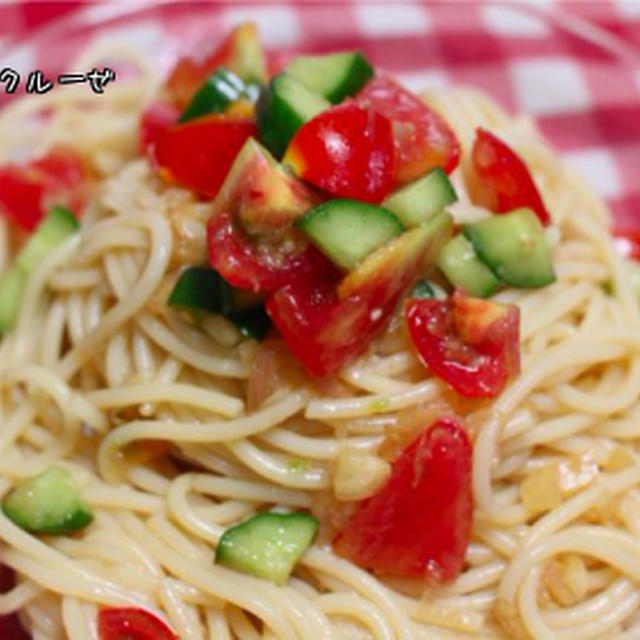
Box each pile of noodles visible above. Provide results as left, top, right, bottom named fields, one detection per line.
left=1, top=39, right=640, bottom=640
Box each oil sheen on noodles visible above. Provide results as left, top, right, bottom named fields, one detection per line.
left=1, top=39, right=640, bottom=640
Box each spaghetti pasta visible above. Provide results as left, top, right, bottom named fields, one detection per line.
left=0, top=34, right=639, bottom=640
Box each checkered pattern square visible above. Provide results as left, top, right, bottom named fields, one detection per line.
left=0, top=0, right=638, bottom=228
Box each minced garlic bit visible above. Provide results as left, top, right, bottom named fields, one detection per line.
left=602, top=446, right=636, bottom=472
left=520, top=464, right=562, bottom=516
left=332, top=448, right=391, bottom=501
left=493, top=599, right=529, bottom=640
left=583, top=491, right=620, bottom=524
left=557, top=455, right=599, bottom=495
left=543, top=554, right=589, bottom=607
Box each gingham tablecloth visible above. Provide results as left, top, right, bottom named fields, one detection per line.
left=0, top=1, right=638, bottom=228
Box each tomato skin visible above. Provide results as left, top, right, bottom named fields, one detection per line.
left=357, top=75, right=460, bottom=184
left=0, top=147, right=86, bottom=231
left=98, top=607, right=177, bottom=640
left=470, top=127, right=551, bottom=226
left=206, top=138, right=321, bottom=293
left=614, top=228, right=640, bottom=261
left=139, top=101, right=180, bottom=152
left=266, top=225, right=440, bottom=376
left=0, top=565, right=29, bottom=640
left=150, top=116, right=256, bottom=198
left=284, top=101, right=396, bottom=203
left=166, top=22, right=264, bottom=108
left=208, top=210, right=328, bottom=293
left=405, top=291, right=520, bottom=398
left=266, top=266, right=395, bottom=377
left=333, top=417, right=473, bottom=582
left=0, top=614, right=29, bottom=640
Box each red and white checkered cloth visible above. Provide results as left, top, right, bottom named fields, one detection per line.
left=0, top=1, right=638, bottom=228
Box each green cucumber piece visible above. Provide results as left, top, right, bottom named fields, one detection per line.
left=17, top=205, right=80, bottom=272
left=0, top=206, right=79, bottom=335
left=296, top=198, right=404, bottom=271
left=410, top=278, right=447, bottom=300
left=285, top=50, right=374, bottom=103
left=2, top=466, right=93, bottom=535
left=168, top=267, right=234, bottom=315
left=437, top=234, right=500, bottom=297
left=168, top=267, right=271, bottom=340
left=382, top=168, right=457, bottom=228
left=227, top=305, right=271, bottom=340
left=464, top=208, right=555, bottom=288
left=178, top=68, right=249, bottom=123
left=0, top=265, right=27, bottom=335
left=215, top=511, right=318, bottom=585
left=257, top=73, right=330, bottom=157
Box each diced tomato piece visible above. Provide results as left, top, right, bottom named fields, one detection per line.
left=0, top=147, right=86, bottom=231
left=405, top=290, right=520, bottom=397
left=284, top=101, right=396, bottom=203
left=166, top=22, right=265, bottom=108
left=0, top=615, right=29, bottom=640
left=266, top=267, right=386, bottom=377
left=266, top=223, right=447, bottom=376
left=470, top=127, right=551, bottom=226
left=98, top=607, right=178, bottom=640
left=333, top=417, right=473, bottom=582
left=207, top=137, right=321, bottom=292
left=0, top=565, right=29, bottom=640
left=357, top=75, right=460, bottom=184
left=139, top=101, right=180, bottom=153
left=614, top=228, right=640, bottom=262
left=208, top=210, right=328, bottom=293
left=150, top=115, right=256, bottom=198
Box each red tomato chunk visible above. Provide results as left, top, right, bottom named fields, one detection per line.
left=470, top=127, right=551, bottom=226
left=98, top=607, right=178, bottom=640
left=284, top=101, right=396, bottom=203
left=208, top=210, right=328, bottom=293
left=266, top=264, right=388, bottom=377
left=333, top=417, right=473, bottom=582
left=139, top=101, right=180, bottom=153
left=405, top=290, right=520, bottom=398
left=357, top=75, right=460, bottom=184
left=166, top=23, right=264, bottom=108
left=0, top=147, right=86, bottom=231
left=150, top=116, right=256, bottom=198
left=614, top=228, right=640, bottom=262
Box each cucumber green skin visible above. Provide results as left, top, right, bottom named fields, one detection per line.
left=168, top=267, right=271, bottom=340
left=17, top=205, right=79, bottom=272
left=410, top=278, right=447, bottom=300
left=464, top=208, right=556, bottom=288
left=296, top=198, right=404, bottom=271
left=0, top=206, right=79, bottom=335
left=178, top=68, right=248, bottom=123
left=2, top=466, right=94, bottom=536
left=168, top=267, right=234, bottom=315
left=285, top=50, right=374, bottom=103
left=256, top=73, right=329, bottom=157
left=0, top=265, right=27, bottom=335
left=382, top=168, right=457, bottom=228
left=437, top=234, right=500, bottom=298
left=215, top=511, right=318, bottom=585
left=227, top=305, right=271, bottom=340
